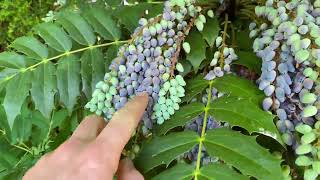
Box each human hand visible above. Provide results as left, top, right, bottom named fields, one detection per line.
left=23, top=93, right=148, bottom=180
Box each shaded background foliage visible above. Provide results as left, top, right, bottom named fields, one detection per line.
left=0, top=0, right=293, bottom=179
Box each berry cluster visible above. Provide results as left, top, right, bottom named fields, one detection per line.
left=85, top=0, right=206, bottom=132
left=185, top=88, right=226, bottom=165
left=250, top=0, right=320, bottom=179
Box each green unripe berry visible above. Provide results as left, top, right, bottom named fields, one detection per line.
left=168, top=106, right=175, bottom=115
left=133, top=144, right=140, bottom=154
left=163, top=82, right=171, bottom=92
left=207, top=10, right=214, bottom=18
left=296, top=49, right=310, bottom=63
left=315, top=121, right=320, bottom=129
left=97, top=102, right=104, bottom=110
left=310, top=71, right=319, bottom=81
left=296, top=144, right=313, bottom=155
left=170, top=79, right=178, bottom=86
left=106, top=93, right=112, bottom=101
left=119, top=65, right=126, bottom=74
left=97, top=92, right=106, bottom=101
left=195, top=20, right=204, bottom=31
left=169, top=87, right=177, bottom=95
left=96, top=81, right=104, bottom=89
left=89, top=104, right=97, bottom=112
left=282, top=165, right=291, bottom=177
left=176, top=75, right=186, bottom=86
left=157, top=117, right=165, bottom=124
left=176, top=63, right=184, bottom=73
left=315, top=0, right=320, bottom=8
left=96, top=110, right=102, bottom=116
left=295, top=155, right=312, bottom=166
left=173, top=103, right=180, bottom=110
left=301, top=93, right=317, bottom=104
left=109, top=86, right=117, bottom=95
left=158, top=96, right=166, bottom=104
left=110, top=77, right=119, bottom=86
left=163, top=111, right=170, bottom=120
left=304, top=169, right=318, bottom=180
left=301, top=132, right=316, bottom=144
left=183, top=42, right=191, bottom=54
left=312, top=161, right=320, bottom=174
left=162, top=73, right=170, bottom=81
left=302, top=106, right=318, bottom=118
left=304, top=68, right=314, bottom=77
left=149, top=26, right=157, bottom=35
left=102, top=84, right=109, bottom=92
left=296, top=124, right=312, bottom=134
left=199, top=14, right=206, bottom=23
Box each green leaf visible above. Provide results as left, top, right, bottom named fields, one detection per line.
left=105, top=45, right=120, bottom=70
left=10, top=36, right=48, bottom=60
left=152, top=163, right=194, bottom=180
left=81, top=49, right=105, bottom=99
left=157, top=102, right=205, bottom=135
left=52, top=108, right=69, bottom=128
left=31, top=111, right=50, bottom=146
left=11, top=102, right=32, bottom=144
left=182, top=75, right=209, bottom=103
left=199, top=163, right=249, bottom=180
left=57, top=11, right=96, bottom=45
left=0, top=52, right=26, bottom=69
left=212, top=75, right=263, bottom=104
left=135, top=131, right=199, bottom=173
left=204, top=128, right=283, bottom=180
left=83, top=6, right=121, bottom=40
left=233, top=51, right=262, bottom=74
left=201, top=18, right=220, bottom=48
left=113, top=3, right=163, bottom=32
left=56, top=55, right=80, bottom=114
left=3, top=72, right=31, bottom=129
left=236, top=31, right=253, bottom=51
left=30, top=62, right=57, bottom=119
left=209, top=96, right=282, bottom=144
left=186, top=30, right=207, bottom=72
left=35, top=22, right=72, bottom=52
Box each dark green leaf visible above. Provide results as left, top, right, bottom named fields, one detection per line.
left=236, top=31, right=253, bottom=51
left=31, top=111, right=50, bottom=146
left=57, top=11, right=96, bottom=45
left=152, top=163, right=194, bottom=180
left=135, top=131, right=199, bottom=173
left=157, top=102, right=205, bottom=135
left=105, top=45, right=119, bottom=70
left=57, top=55, right=80, bottom=114
left=0, top=52, right=26, bottom=69
left=10, top=36, right=48, bottom=60
left=83, top=6, right=121, bottom=40
left=11, top=101, right=33, bottom=144
left=182, top=75, right=209, bottom=103
left=209, top=96, right=282, bottom=144
left=81, top=49, right=105, bottom=99
left=186, top=30, right=207, bottom=72
left=113, top=3, right=163, bottom=32
left=35, top=23, right=72, bottom=52
left=30, top=62, right=57, bottom=119
left=212, top=75, right=263, bottom=104
left=233, top=51, right=262, bottom=74
left=201, top=18, right=220, bottom=48
left=52, top=108, right=69, bottom=128
left=3, top=72, right=31, bottom=129
left=199, top=163, right=249, bottom=180
left=204, top=128, right=283, bottom=180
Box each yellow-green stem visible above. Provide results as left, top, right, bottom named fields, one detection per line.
left=1, top=40, right=128, bottom=86
left=194, top=81, right=213, bottom=179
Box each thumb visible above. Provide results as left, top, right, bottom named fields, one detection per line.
left=117, top=158, right=144, bottom=180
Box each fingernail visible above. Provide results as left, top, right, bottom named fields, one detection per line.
left=137, top=92, right=148, bottom=97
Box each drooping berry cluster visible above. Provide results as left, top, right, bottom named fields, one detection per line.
left=250, top=0, right=320, bottom=179
left=85, top=0, right=207, bottom=133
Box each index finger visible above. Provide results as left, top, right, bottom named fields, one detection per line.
left=94, top=93, right=148, bottom=157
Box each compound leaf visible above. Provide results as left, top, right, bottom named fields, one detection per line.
left=10, top=36, right=48, bottom=60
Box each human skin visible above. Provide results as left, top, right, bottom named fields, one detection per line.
left=23, top=93, right=148, bottom=180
